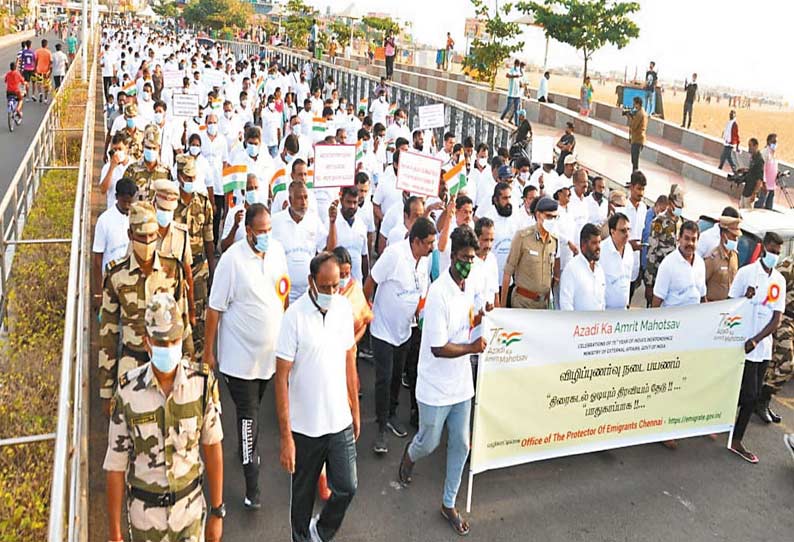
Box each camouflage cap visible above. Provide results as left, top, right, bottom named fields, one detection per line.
left=145, top=291, right=184, bottom=343
left=176, top=154, right=197, bottom=177
left=152, top=179, right=179, bottom=211
left=123, top=102, right=138, bottom=117
left=143, top=124, right=161, bottom=147
left=669, top=183, right=684, bottom=207
left=129, top=201, right=158, bottom=235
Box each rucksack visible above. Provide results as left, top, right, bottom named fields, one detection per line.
left=21, top=49, right=35, bottom=71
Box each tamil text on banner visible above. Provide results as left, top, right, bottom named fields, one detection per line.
left=172, top=93, right=200, bottom=118
left=313, top=144, right=356, bottom=188
left=418, top=103, right=445, bottom=130
left=163, top=70, right=184, bottom=89
left=396, top=151, right=443, bottom=197
left=470, top=300, right=748, bottom=477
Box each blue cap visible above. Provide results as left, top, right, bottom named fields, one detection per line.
left=498, top=165, right=512, bottom=179
left=517, top=109, right=527, bottom=117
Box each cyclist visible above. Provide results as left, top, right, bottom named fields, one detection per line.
left=5, top=61, right=26, bottom=119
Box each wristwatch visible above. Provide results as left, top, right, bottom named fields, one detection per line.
left=209, top=503, right=226, bottom=518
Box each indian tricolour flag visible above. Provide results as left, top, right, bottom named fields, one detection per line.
left=222, top=164, right=247, bottom=194
left=270, top=168, right=287, bottom=195
left=443, top=161, right=467, bottom=197
left=306, top=169, right=314, bottom=189
left=355, top=139, right=364, bottom=164
left=357, top=97, right=368, bottom=114
left=122, top=80, right=136, bottom=96
left=388, top=103, right=398, bottom=117
left=256, top=76, right=266, bottom=96
left=312, top=117, right=326, bottom=134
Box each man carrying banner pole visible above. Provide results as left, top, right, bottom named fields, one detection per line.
left=398, top=225, right=486, bottom=537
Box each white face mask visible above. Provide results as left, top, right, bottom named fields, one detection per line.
left=477, top=157, right=488, bottom=168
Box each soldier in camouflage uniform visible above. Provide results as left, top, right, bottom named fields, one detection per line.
left=99, top=202, right=193, bottom=407
left=120, top=103, right=145, bottom=163
left=173, top=155, right=215, bottom=360
left=124, top=124, right=172, bottom=201
left=644, top=184, right=685, bottom=306
left=152, top=179, right=196, bottom=360
left=104, top=292, right=225, bottom=542
left=757, top=256, right=794, bottom=423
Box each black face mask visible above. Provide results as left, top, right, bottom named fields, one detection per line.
left=495, top=203, right=513, bottom=217
left=593, top=191, right=604, bottom=204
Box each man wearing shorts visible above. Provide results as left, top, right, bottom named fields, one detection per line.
left=34, top=39, right=52, bottom=104
left=5, top=62, right=26, bottom=118
left=19, top=41, right=35, bottom=101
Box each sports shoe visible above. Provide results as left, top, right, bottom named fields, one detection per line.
left=309, top=515, right=323, bottom=542
left=243, top=489, right=262, bottom=511
left=373, top=429, right=388, bottom=454
left=386, top=416, right=408, bottom=438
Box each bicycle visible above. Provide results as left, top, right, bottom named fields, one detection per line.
left=7, top=94, right=22, bottom=132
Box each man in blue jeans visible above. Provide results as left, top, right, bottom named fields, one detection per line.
left=398, top=226, right=487, bottom=536
left=500, top=59, right=522, bottom=125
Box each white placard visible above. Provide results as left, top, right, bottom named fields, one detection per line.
left=396, top=150, right=443, bottom=197
left=312, top=144, right=357, bottom=188
left=418, top=103, right=445, bottom=130
left=163, top=70, right=183, bottom=89
left=172, top=93, right=200, bottom=118
left=202, top=69, right=225, bottom=88
left=531, top=136, right=555, bottom=165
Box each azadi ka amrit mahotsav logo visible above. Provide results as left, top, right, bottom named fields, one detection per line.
left=498, top=331, right=523, bottom=346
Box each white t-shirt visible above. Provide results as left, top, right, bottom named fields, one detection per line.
left=467, top=252, right=499, bottom=312
left=653, top=249, right=707, bottom=307
left=229, top=148, right=276, bottom=196
left=484, top=208, right=522, bottom=283
left=587, top=194, right=609, bottom=227
left=623, top=200, right=647, bottom=281
left=529, top=167, right=558, bottom=197
left=92, top=204, right=130, bottom=272
left=369, top=98, right=389, bottom=127
left=221, top=204, right=247, bottom=245
left=559, top=253, right=606, bottom=311
left=208, top=238, right=289, bottom=380
left=333, top=214, right=369, bottom=283
left=386, top=222, right=408, bottom=247
left=696, top=225, right=721, bottom=258
left=99, top=160, right=130, bottom=209
left=370, top=239, right=429, bottom=346
left=416, top=271, right=475, bottom=407
left=372, top=166, right=402, bottom=216
left=600, top=237, right=634, bottom=310
left=201, top=133, right=229, bottom=194
left=275, top=294, right=355, bottom=437
left=270, top=210, right=328, bottom=303
left=729, top=260, right=787, bottom=362
left=52, top=51, right=68, bottom=77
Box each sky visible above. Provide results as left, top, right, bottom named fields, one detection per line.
left=304, top=0, right=793, bottom=100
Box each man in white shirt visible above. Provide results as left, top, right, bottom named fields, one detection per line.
left=270, top=182, right=333, bottom=304
left=201, top=113, right=229, bottom=240
left=91, top=178, right=136, bottom=305
left=586, top=176, right=609, bottom=228
left=728, top=232, right=786, bottom=463
left=204, top=204, right=290, bottom=509
left=228, top=126, right=275, bottom=198
left=385, top=109, right=411, bottom=156
left=567, top=169, right=590, bottom=249
left=99, top=133, right=132, bottom=209
left=652, top=221, right=706, bottom=308
left=298, top=99, right=314, bottom=139
left=469, top=217, right=500, bottom=310
left=601, top=212, right=634, bottom=309
left=529, top=162, right=559, bottom=197
left=537, top=70, right=551, bottom=102
left=363, top=218, right=436, bottom=455
left=624, top=171, right=648, bottom=293
left=369, top=89, right=390, bottom=127
left=331, top=186, right=370, bottom=282
left=274, top=252, right=360, bottom=542
left=560, top=223, right=606, bottom=311
left=435, top=132, right=456, bottom=165
left=697, top=206, right=740, bottom=258
left=398, top=226, right=485, bottom=537
left=261, top=96, right=282, bottom=158
left=484, top=182, right=524, bottom=284
left=51, top=43, right=69, bottom=89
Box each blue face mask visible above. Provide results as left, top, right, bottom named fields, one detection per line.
left=285, top=153, right=295, bottom=164
left=253, top=232, right=269, bottom=253
left=154, top=112, right=164, bottom=124
left=245, top=190, right=259, bottom=205
left=181, top=181, right=194, bottom=194
left=156, top=208, right=173, bottom=227
left=150, top=344, right=181, bottom=373
left=126, top=117, right=135, bottom=129
left=206, top=123, right=218, bottom=136
left=762, top=251, right=779, bottom=269
left=144, top=148, right=157, bottom=163
left=672, top=207, right=683, bottom=217
left=725, top=238, right=738, bottom=252
left=246, top=143, right=259, bottom=158
left=189, top=145, right=201, bottom=156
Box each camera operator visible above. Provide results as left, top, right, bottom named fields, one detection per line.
left=737, top=138, right=765, bottom=209
left=624, top=96, right=647, bottom=172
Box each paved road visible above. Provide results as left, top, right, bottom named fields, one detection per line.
left=0, top=32, right=72, bottom=196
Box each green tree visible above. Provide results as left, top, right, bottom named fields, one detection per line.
left=152, top=0, right=179, bottom=19
left=328, top=19, right=364, bottom=48
left=283, top=0, right=315, bottom=48
left=182, top=0, right=253, bottom=32
left=462, top=0, right=525, bottom=90
left=518, top=0, right=640, bottom=78
left=361, top=15, right=400, bottom=41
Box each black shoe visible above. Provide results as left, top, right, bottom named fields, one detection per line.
left=768, top=407, right=782, bottom=424
left=358, top=347, right=374, bottom=361
left=387, top=416, right=408, bottom=438
left=755, top=406, right=773, bottom=424
left=243, top=490, right=261, bottom=511
left=398, top=441, right=414, bottom=485
left=409, top=408, right=419, bottom=429
left=373, top=429, right=388, bottom=454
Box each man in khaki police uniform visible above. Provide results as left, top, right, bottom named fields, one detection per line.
left=120, top=102, right=144, bottom=162
left=104, top=292, right=225, bottom=542
left=501, top=196, right=559, bottom=309
left=703, top=216, right=741, bottom=301
left=98, top=202, right=191, bottom=411
left=173, top=154, right=216, bottom=359
left=124, top=124, right=172, bottom=201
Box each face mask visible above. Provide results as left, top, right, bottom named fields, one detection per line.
left=144, top=148, right=157, bottom=163
left=142, top=92, right=151, bottom=101
left=762, top=251, right=779, bottom=269
left=544, top=217, right=559, bottom=236
left=245, top=190, right=259, bottom=205
left=114, top=150, right=127, bottom=162
left=285, top=153, right=295, bottom=164
left=268, top=103, right=275, bottom=111
left=477, top=157, right=488, bottom=168
left=126, top=117, right=135, bottom=129
left=156, top=208, right=173, bottom=227
left=454, top=260, right=473, bottom=279
left=246, top=143, right=259, bottom=158
left=519, top=171, right=529, bottom=182
left=207, top=123, right=218, bottom=136
left=770, top=143, right=777, bottom=151
left=672, top=207, right=683, bottom=217
left=725, top=238, right=738, bottom=252
left=311, top=281, right=334, bottom=311
left=153, top=112, right=164, bottom=124
left=150, top=344, right=181, bottom=373
left=339, top=276, right=351, bottom=290
left=132, top=239, right=156, bottom=261
left=224, top=110, right=233, bottom=120
left=181, top=181, right=194, bottom=194
left=253, top=232, right=269, bottom=252
left=495, top=203, right=513, bottom=217
left=188, top=145, right=201, bottom=156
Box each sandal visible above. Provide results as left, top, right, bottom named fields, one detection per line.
left=441, top=507, right=470, bottom=536
left=729, top=446, right=759, bottom=464
left=398, top=442, right=414, bottom=485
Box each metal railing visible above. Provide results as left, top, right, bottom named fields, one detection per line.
left=217, top=39, right=515, bottom=151
left=46, top=33, right=98, bottom=542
